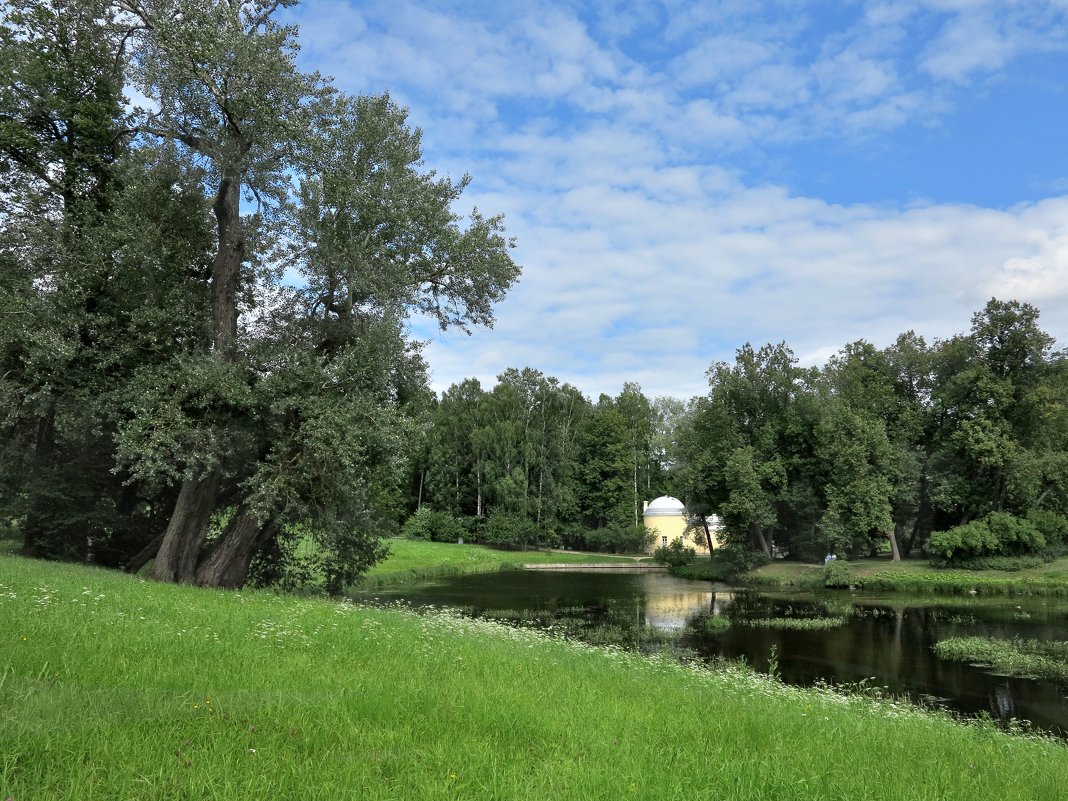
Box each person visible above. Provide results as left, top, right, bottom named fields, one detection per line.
left=824, top=552, right=837, bottom=564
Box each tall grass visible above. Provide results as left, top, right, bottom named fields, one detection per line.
left=2, top=553, right=1067, bottom=800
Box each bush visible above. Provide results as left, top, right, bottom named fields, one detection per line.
left=402, top=508, right=465, bottom=543
left=931, top=555, right=1048, bottom=571
left=927, top=512, right=1044, bottom=562
left=718, top=546, right=771, bottom=574
left=580, top=524, right=653, bottom=554
left=653, top=539, right=696, bottom=567
left=482, top=511, right=541, bottom=549
left=823, top=560, right=855, bottom=589
left=1028, top=510, right=1068, bottom=547
left=670, top=560, right=730, bottom=582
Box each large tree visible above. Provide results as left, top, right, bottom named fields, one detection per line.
left=73, top=0, right=521, bottom=589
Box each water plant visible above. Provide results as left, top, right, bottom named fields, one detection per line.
left=934, top=636, right=1068, bottom=682
left=742, top=616, right=849, bottom=631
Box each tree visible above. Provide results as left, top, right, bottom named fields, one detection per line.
left=108, top=1, right=519, bottom=589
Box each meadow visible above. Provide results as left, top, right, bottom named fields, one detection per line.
left=2, top=551, right=1068, bottom=800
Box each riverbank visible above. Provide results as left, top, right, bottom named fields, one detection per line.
left=743, top=556, right=1068, bottom=596
left=1, top=552, right=1066, bottom=800
left=357, top=539, right=645, bottom=589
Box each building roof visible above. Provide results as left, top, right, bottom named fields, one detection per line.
left=643, top=495, right=687, bottom=517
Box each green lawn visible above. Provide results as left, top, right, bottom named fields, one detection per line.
left=745, top=556, right=1068, bottom=596
left=358, top=538, right=646, bottom=588
left=1, top=552, right=1066, bottom=800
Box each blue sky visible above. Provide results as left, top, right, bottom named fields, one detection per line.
left=290, top=0, right=1068, bottom=400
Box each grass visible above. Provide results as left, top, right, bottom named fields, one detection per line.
left=356, top=538, right=645, bottom=588
left=2, top=553, right=1068, bottom=800
left=744, top=557, right=1068, bottom=596
left=934, top=636, right=1068, bottom=683
left=741, top=616, right=849, bottom=631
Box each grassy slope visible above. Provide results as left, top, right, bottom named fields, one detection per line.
left=2, top=553, right=1067, bottom=801
left=746, top=556, right=1068, bottom=595
left=358, top=539, right=644, bottom=587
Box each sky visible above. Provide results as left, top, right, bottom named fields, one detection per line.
left=288, top=0, right=1068, bottom=401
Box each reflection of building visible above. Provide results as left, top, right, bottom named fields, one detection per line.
left=642, top=495, right=724, bottom=554
left=638, top=577, right=736, bottom=631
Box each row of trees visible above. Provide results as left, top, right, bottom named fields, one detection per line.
left=407, top=370, right=673, bottom=551
left=671, top=299, right=1068, bottom=562
left=0, top=0, right=519, bottom=590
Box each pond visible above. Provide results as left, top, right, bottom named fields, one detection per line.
left=353, top=568, right=1068, bottom=737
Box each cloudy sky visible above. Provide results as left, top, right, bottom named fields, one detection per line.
left=289, top=0, right=1068, bottom=401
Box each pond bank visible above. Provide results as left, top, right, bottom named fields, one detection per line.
left=742, top=557, right=1068, bottom=597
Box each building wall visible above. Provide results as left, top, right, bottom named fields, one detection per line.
left=644, top=512, right=712, bottom=554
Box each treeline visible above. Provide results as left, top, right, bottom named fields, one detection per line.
left=402, top=299, right=1068, bottom=567
left=404, top=370, right=673, bottom=552
left=670, top=299, right=1068, bottom=564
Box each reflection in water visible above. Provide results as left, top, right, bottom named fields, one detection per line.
left=638, top=574, right=733, bottom=630
left=356, top=570, right=1068, bottom=737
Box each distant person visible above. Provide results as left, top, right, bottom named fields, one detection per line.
left=824, top=552, right=837, bottom=564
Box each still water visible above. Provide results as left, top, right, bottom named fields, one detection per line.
left=355, top=569, right=1068, bottom=736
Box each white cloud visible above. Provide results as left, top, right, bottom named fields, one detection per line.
left=289, top=0, right=1068, bottom=401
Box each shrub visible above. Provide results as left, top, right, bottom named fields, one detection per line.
left=670, top=560, right=731, bottom=581
left=482, top=511, right=541, bottom=549
left=402, top=508, right=465, bottom=543
left=1028, top=510, right=1068, bottom=547
left=653, top=539, right=697, bottom=567
left=927, top=512, right=1044, bottom=562
left=579, top=524, right=653, bottom=554
left=718, top=546, right=771, bottom=574
left=931, top=555, right=1048, bottom=571
left=823, top=560, right=855, bottom=589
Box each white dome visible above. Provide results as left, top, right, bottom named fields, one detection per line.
left=643, top=496, right=687, bottom=517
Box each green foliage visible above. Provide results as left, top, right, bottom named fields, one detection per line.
left=822, top=560, right=855, bottom=588
left=933, top=555, right=1048, bottom=571
left=482, top=511, right=542, bottom=549
left=928, top=512, right=1045, bottom=562
left=402, top=508, right=466, bottom=543
left=566, top=524, right=653, bottom=554
left=718, top=546, right=772, bottom=574
left=653, top=539, right=697, bottom=567
left=669, top=559, right=731, bottom=581
left=703, top=615, right=731, bottom=633
left=1028, top=509, right=1068, bottom=546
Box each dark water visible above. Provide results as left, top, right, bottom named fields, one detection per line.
left=355, top=569, right=1068, bottom=736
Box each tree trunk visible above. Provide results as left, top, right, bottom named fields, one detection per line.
left=152, top=470, right=221, bottom=583
left=194, top=511, right=279, bottom=589
left=124, top=533, right=164, bottom=574
left=20, top=397, right=57, bottom=557
left=210, top=168, right=244, bottom=360
left=887, top=529, right=902, bottom=562
left=751, top=522, right=771, bottom=557
left=153, top=164, right=245, bottom=584
left=701, top=518, right=715, bottom=561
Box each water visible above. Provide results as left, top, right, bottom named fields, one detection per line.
left=354, top=569, right=1068, bottom=736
